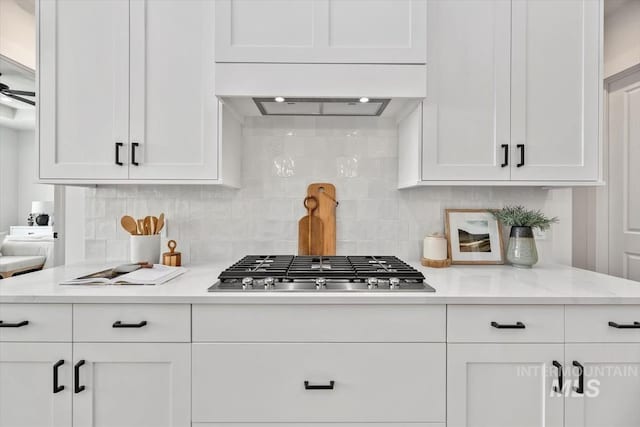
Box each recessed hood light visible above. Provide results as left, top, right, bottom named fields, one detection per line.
left=253, top=97, right=390, bottom=117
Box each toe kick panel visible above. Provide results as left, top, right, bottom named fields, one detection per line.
left=192, top=342, right=445, bottom=423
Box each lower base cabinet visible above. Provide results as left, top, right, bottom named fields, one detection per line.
left=192, top=343, right=446, bottom=424
left=447, top=343, right=564, bottom=427
left=0, top=343, right=72, bottom=427
left=565, top=343, right=640, bottom=427
left=72, top=343, right=190, bottom=427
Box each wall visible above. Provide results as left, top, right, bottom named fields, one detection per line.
left=0, top=126, right=19, bottom=233
left=83, top=117, right=572, bottom=265
left=17, top=130, right=54, bottom=221
left=604, top=0, right=640, bottom=78
left=0, top=0, right=35, bottom=70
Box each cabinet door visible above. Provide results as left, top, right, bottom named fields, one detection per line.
left=214, top=0, right=427, bottom=63
left=447, top=343, right=564, bottom=427
left=565, top=343, right=640, bottom=427
left=129, top=0, right=219, bottom=180
left=511, top=0, right=601, bottom=181
left=421, top=0, right=511, bottom=181
left=0, top=343, right=72, bottom=427
left=39, top=0, right=129, bottom=180
left=72, top=343, right=190, bottom=427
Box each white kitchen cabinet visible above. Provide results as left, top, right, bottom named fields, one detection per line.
left=399, top=0, right=602, bottom=187
left=38, top=0, right=130, bottom=180
left=0, top=343, right=72, bottom=427
left=38, top=0, right=242, bottom=185
left=72, top=343, right=190, bottom=427
left=510, top=0, right=601, bottom=181
left=214, top=0, right=427, bottom=64
left=192, top=342, right=445, bottom=423
left=565, top=344, right=640, bottom=427
left=447, top=343, right=564, bottom=427
left=421, top=0, right=511, bottom=181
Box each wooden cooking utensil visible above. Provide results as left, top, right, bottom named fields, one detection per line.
left=307, top=183, right=337, bottom=255
left=143, top=216, right=152, bottom=235
left=298, top=196, right=324, bottom=255
left=137, top=219, right=145, bottom=235
left=120, top=216, right=138, bottom=235
left=156, top=213, right=165, bottom=235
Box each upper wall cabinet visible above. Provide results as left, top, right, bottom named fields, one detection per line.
left=399, top=0, right=602, bottom=187
left=214, top=0, right=427, bottom=64
left=38, top=0, right=241, bottom=186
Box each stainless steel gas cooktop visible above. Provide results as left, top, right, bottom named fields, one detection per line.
left=208, top=255, right=435, bottom=292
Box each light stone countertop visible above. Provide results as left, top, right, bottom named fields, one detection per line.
left=0, top=261, right=639, bottom=304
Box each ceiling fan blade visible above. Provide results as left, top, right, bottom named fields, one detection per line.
left=0, top=91, right=35, bottom=106
left=6, top=89, right=35, bottom=97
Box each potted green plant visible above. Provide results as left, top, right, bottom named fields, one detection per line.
left=491, top=206, right=558, bottom=268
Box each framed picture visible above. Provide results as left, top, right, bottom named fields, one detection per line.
left=445, top=209, right=504, bottom=265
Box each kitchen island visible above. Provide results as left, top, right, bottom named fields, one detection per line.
left=1, top=263, right=639, bottom=427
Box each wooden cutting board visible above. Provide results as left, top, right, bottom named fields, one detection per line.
left=298, top=196, right=324, bottom=255
left=307, top=183, right=337, bottom=255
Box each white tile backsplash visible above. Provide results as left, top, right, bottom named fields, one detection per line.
left=84, top=116, right=572, bottom=265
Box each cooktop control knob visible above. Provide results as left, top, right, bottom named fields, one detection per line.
left=389, top=277, right=400, bottom=290
left=264, top=277, right=275, bottom=290
left=315, top=277, right=326, bottom=290
left=242, top=277, right=254, bottom=290
left=367, top=278, right=379, bottom=289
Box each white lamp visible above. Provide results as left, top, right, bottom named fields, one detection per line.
left=31, top=201, right=53, bottom=214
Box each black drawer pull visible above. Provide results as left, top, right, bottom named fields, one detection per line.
left=608, top=321, right=640, bottom=329
left=112, top=320, right=148, bottom=328
left=573, top=361, right=584, bottom=394
left=552, top=360, right=563, bottom=393
left=131, top=142, right=140, bottom=166
left=501, top=144, right=509, bottom=167
left=53, top=360, right=65, bottom=393
left=304, top=380, right=335, bottom=390
left=74, top=360, right=86, bottom=394
left=0, top=320, right=29, bottom=328
left=517, top=144, right=525, bottom=167
left=115, top=142, right=124, bottom=166
left=491, top=321, right=525, bottom=329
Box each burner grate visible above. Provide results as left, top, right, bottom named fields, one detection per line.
left=348, top=256, right=425, bottom=280
left=218, top=255, right=294, bottom=280
left=287, top=256, right=356, bottom=279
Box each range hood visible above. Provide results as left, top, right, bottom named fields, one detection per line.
left=253, top=97, right=390, bottom=117
left=215, top=63, right=426, bottom=119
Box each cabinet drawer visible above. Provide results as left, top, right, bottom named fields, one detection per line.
left=447, top=305, right=564, bottom=343
left=73, top=304, right=190, bottom=342
left=566, top=305, right=640, bottom=342
left=0, top=304, right=71, bottom=342
left=193, top=304, right=445, bottom=342
left=192, top=343, right=445, bottom=423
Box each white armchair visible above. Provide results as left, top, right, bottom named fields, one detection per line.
left=0, top=236, right=54, bottom=279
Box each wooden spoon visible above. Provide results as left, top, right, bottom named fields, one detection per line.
left=155, top=213, right=165, bottom=235
left=120, top=216, right=138, bottom=235
left=144, top=216, right=152, bottom=235
left=137, top=219, right=145, bottom=235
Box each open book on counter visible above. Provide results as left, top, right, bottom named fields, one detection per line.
left=60, top=264, right=186, bottom=286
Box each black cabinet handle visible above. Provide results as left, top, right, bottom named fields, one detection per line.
left=517, top=144, right=525, bottom=167
left=53, top=360, right=65, bottom=393
left=112, top=320, right=147, bottom=328
left=608, top=321, right=640, bottom=329
left=0, top=320, right=29, bottom=328
left=74, top=360, right=86, bottom=394
left=115, top=142, right=124, bottom=166
left=501, top=144, right=509, bottom=167
left=552, top=360, right=563, bottom=393
left=491, top=321, right=525, bottom=329
left=573, top=361, right=584, bottom=394
left=131, top=142, right=140, bottom=166
left=304, top=380, right=335, bottom=390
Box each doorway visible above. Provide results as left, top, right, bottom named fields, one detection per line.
left=607, top=67, right=640, bottom=281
